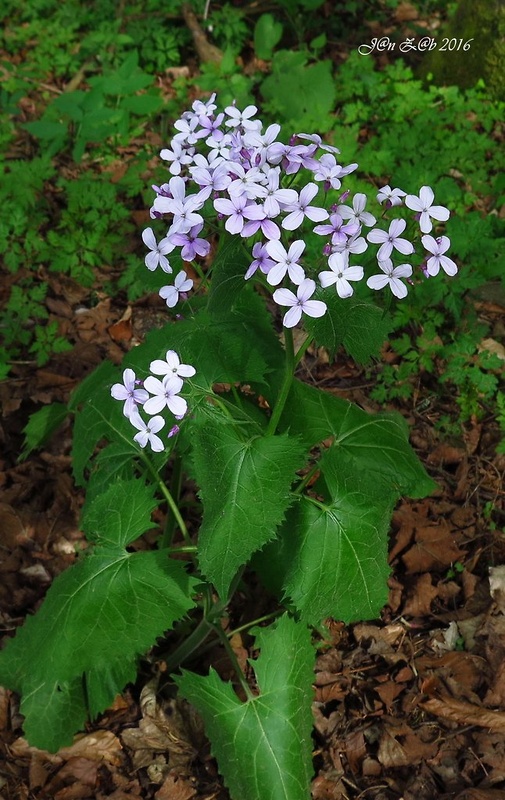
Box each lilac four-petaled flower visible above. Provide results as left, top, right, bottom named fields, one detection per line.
left=405, top=186, right=450, bottom=233
left=273, top=278, right=327, bottom=328
left=367, top=218, right=414, bottom=261
left=111, top=368, right=149, bottom=417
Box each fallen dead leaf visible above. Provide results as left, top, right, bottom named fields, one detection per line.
left=420, top=693, right=505, bottom=731
left=40, top=757, right=99, bottom=799
left=10, top=730, right=123, bottom=769
left=402, top=523, right=465, bottom=574
left=344, top=727, right=367, bottom=775
left=474, top=730, right=505, bottom=783
left=426, top=444, right=466, bottom=465
left=394, top=1, right=419, bottom=21
left=311, top=774, right=347, bottom=800
left=108, top=306, right=133, bottom=345
left=489, top=565, right=505, bottom=613
left=402, top=573, right=438, bottom=617
left=154, top=772, right=197, bottom=800
left=58, top=730, right=123, bottom=766
left=478, top=338, right=505, bottom=360
left=377, top=720, right=437, bottom=768
left=455, top=791, right=505, bottom=800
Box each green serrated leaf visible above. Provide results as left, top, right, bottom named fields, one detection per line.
left=280, top=379, right=436, bottom=497
left=81, top=479, right=158, bottom=547
left=207, top=235, right=251, bottom=315
left=21, top=677, right=88, bottom=754
left=84, top=441, right=137, bottom=502
left=0, top=548, right=197, bottom=751
left=127, top=299, right=278, bottom=392
left=68, top=360, right=118, bottom=412
left=305, top=294, right=391, bottom=362
left=85, top=659, right=138, bottom=719
left=20, top=402, right=68, bottom=461
left=279, top=467, right=394, bottom=624
left=193, top=425, right=307, bottom=598
left=70, top=363, right=170, bottom=486
left=71, top=391, right=125, bottom=486
left=176, top=614, right=314, bottom=800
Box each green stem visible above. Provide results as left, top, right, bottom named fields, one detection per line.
left=190, top=259, right=211, bottom=294
left=211, top=621, right=254, bottom=700
left=230, top=383, right=244, bottom=411
left=293, top=461, right=320, bottom=495
left=294, top=333, right=313, bottom=366
left=266, top=327, right=295, bottom=436
left=163, top=617, right=214, bottom=674
left=140, top=451, right=192, bottom=548
left=160, top=454, right=184, bottom=549
left=226, top=611, right=281, bottom=639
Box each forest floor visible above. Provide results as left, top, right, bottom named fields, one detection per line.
left=1, top=273, right=505, bottom=800
left=1, top=2, right=505, bottom=798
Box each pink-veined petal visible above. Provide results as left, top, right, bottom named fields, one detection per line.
left=167, top=395, right=187, bottom=418
left=319, top=270, right=338, bottom=288
left=265, top=239, right=287, bottom=262
left=283, top=305, right=303, bottom=328
left=303, top=300, right=326, bottom=318
left=419, top=185, right=434, bottom=207
left=266, top=262, right=287, bottom=286
left=287, top=263, right=305, bottom=285
left=287, top=240, right=306, bottom=262
left=281, top=209, right=304, bottom=230
left=367, top=274, right=390, bottom=291
left=297, top=278, right=316, bottom=303
left=440, top=256, right=458, bottom=276
left=390, top=278, right=408, bottom=299
left=142, top=227, right=157, bottom=249
left=272, top=288, right=297, bottom=307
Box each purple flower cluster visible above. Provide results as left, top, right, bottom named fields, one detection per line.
left=111, top=351, right=196, bottom=451
left=143, top=93, right=457, bottom=322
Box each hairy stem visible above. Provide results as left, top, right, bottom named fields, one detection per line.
left=160, top=454, right=184, bottom=549
left=211, top=621, right=254, bottom=700
left=140, top=452, right=193, bottom=548
left=163, top=616, right=215, bottom=674
left=266, top=326, right=295, bottom=435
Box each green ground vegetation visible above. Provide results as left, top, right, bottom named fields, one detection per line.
left=1, top=0, right=504, bottom=437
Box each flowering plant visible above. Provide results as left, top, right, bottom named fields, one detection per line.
left=0, top=95, right=456, bottom=798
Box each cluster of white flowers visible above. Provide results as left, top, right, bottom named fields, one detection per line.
left=112, top=96, right=459, bottom=450
left=111, top=351, right=195, bottom=452
left=141, top=93, right=457, bottom=328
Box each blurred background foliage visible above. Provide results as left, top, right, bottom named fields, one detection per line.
left=0, top=0, right=503, bottom=441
